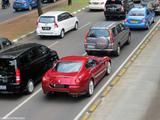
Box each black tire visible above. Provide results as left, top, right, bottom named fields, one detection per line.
left=114, top=45, right=120, bottom=56
left=26, top=80, right=34, bottom=94
left=60, top=29, right=64, bottom=39
left=39, top=35, right=44, bottom=39
left=126, top=34, right=131, bottom=45
left=86, top=80, right=94, bottom=97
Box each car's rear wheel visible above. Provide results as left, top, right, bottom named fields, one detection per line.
left=106, top=62, right=111, bottom=75
left=114, top=45, right=120, bottom=56
left=86, top=80, right=94, bottom=97
left=26, top=80, right=34, bottom=94
left=60, top=29, right=64, bottom=38
left=126, top=34, right=131, bottom=45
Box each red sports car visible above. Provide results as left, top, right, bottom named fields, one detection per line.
left=42, top=55, right=111, bottom=97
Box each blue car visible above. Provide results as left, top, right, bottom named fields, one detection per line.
left=13, top=0, right=37, bottom=11
left=124, top=7, right=155, bottom=29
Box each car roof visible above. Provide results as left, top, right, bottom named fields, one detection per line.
left=40, top=11, right=68, bottom=17
left=0, top=43, right=41, bottom=59
left=59, top=56, right=90, bottom=62
left=90, top=22, right=118, bottom=29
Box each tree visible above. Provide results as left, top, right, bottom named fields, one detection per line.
left=68, top=0, right=72, bottom=5
left=37, top=0, right=43, bottom=16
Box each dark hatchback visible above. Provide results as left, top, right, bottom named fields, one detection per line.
left=0, top=43, right=59, bottom=94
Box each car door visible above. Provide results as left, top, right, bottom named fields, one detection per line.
left=119, top=23, right=129, bottom=43
left=115, top=24, right=125, bottom=46
left=65, top=12, right=76, bottom=30
left=145, top=9, right=151, bottom=25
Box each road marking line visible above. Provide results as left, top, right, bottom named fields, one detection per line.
left=81, top=112, right=90, bottom=120
left=2, top=88, right=42, bottom=119
left=48, top=41, right=59, bottom=48
left=74, top=17, right=160, bottom=120
left=89, top=99, right=101, bottom=112
left=78, top=22, right=91, bottom=30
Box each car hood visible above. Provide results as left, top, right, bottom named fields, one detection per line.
left=46, top=69, right=79, bottom=85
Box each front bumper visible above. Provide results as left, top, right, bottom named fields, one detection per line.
left=104, top=11, right=125, bottom=17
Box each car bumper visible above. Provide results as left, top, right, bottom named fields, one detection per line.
left=88, top=4, right=105, bottom=10
left=104, top=11, right=125, bottom=17
left=36, top=28, right=61, bottom=36
left=13, top=5, right=29, bottom=10
left=124, top=22, right=147, bottom=29
left=0, top=83, right=22, bottom=93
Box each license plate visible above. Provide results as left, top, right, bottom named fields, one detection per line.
left=0, top=85, right=6, bottom=90
left=42, top=27, right=51, bottom=30
left=131, top=20, right=137, bottom=23
left=88, top=45, right=95, bottom=49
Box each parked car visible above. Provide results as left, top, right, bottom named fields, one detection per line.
left=41, top=0, right=56, bottom=3
left=84, top=22, right=131, bottom=56
left=42, top=55, right=111, bottom=97
left=104, top=0, right=134, bottom=19
left=88, top=0, right=107, bottom=10
left=0, top=43, right=59, bottom=94
left=13, top=0, right=37, bottom=11
left=36, top=11, right=79, bottom=39
left=124, top=7, right=155, bottom=29
left=0, top=37, right=13, bottom=50
left=141, top=0, right=160, bottom=14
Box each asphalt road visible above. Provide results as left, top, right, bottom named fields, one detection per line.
left=0, top=9, right=159, bottom=120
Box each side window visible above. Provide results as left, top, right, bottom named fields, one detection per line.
left=86, top=59, right=97, bottom=69
left=119, top=23, right=125, bottom=31
left=112, top=27, right=117, bottom=36
left=116, top=24, right=122, bottom=34
left=58, top=13, right=68, bottom=22
left=65, top=12, right=73, bottom=18
left=58, top=15, right=62, bottom=22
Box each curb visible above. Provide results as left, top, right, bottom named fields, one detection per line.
left=76, top=20, right=160, bottom=120
left=12, top=5, right=89, bottom=43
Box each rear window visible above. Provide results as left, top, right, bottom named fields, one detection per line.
left=55, top=62, right=82, bottom=73
left=39, top=16, right=55, bottom=23
left=106, top=0, right=122, bottom=4
left=129, top=10, right=145, bottom=16
left=88, top=29, right=109, bottom=38
left=0, top=59, right=16, bottom=74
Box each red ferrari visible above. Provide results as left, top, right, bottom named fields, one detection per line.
left=42, top=55, right=111, bottom=97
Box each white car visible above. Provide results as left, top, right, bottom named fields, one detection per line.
left=88, top=0, right=107, bottom=10
left=36, top=11, right=79, bottom=38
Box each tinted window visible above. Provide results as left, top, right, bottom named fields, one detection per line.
left=88, top=29, right=109, bottom=38
left=116, top=25, right=122, bottom=33
left=55, top=62, right=82, bottom=73
left=119, top=23, right=125, bottom=31
left=39, top=16, right=55, bottom=23
left=106, top=0, right=122, bottom=4
left=112, top=27, right=117, bottom=36
left=86, top=59, right=97, bottom=68
left=58, top=13, right=68, bottom=22
left=0, top=59, right=16, bottom=73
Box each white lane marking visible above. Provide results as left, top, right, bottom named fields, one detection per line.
left=73, top=19, right=160, bottom=120
left=2, top=88, right=42, bottom=119
left=48, top=41, right=59, bottom=48
left=1, top=22, right=91, bottom=119
left=78, top=22, right=91, bottom=30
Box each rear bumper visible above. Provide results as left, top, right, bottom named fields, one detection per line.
left=88, top=4, right=105, bottom=10
left=0, top=83, right=22, bottom=93
left=104, top=11, right=125, bottom=17
left=36, top=28, right=61, bottom=36
left=13, top=5, right=29, bottom=10
left=86, top=48, right=114, bottom=52
left=124, top=22, right=147, bottom=29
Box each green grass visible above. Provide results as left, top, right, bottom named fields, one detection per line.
left=55, top=0, right=89, bottom=12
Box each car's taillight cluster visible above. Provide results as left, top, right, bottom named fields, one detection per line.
left=16, top=68, right=22, bottom=85
left=109, top=31, right=115, bottom=44
left=54, top=22, right=58, bottom=28
left=84, top=30, right=89, bottom=43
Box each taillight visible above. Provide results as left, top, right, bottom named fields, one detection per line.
left=54, top=22, right=58, bottom=28
left=36, top=18, right=39, bottom=26
left=84, top=30, right=89, bottom=43
left=124, top=18, right=128, bottom=22
left=141, top=19, right=146, bottom=22
left=109, top=31, right=115, bottom=43
left=16, top=68, right=21, bottom=85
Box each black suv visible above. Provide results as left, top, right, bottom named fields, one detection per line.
left=104, top=0, right=134, bottom=19
left=84, top=22, right=131, bottom=56
left=0, top=43, right=59, bottom=94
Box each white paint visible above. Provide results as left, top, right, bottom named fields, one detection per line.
left=78, top=22, right=91, bottom=30
left=73, top=19, right=160, bottom=120
left=48, top=41, right=59, bottom=48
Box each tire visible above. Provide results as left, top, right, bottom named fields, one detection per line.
left=39, top=35, right=44, bottom=39
left=114, top=45, right=120, bottom=56
left=74, top=22, right=78, bottom=30
left=106, top=62, right=111, bottom=75
left=26, top=80, right=34, bottom=94
left=86, top=80, right=94, bottom=97
left=146, top=22, right=150, bottom=30
left=126, top=34, right=131, bottom=45
left=28, top=5, right=32, bottom=11
left=60, top=29, right=64, bottom=39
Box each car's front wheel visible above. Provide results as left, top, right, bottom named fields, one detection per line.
left=126, top=34, right=131, bottom=45
left=86, top=80, right=94, bottom=97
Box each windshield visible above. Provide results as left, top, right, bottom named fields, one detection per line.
left=56, top=62, right=82, bottom=73
left=129, top=10, right=145, bottom=16
left=0, top=59, right=16, bottom=74
left=39, top=16, right=55, bottom=23
left=106, top=0, right=122, bottom=4
left=88, top=29, right=109, bottom=38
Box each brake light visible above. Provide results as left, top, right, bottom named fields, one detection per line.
left=84, top=30, right=89, bottom=43
left=141, top=19, right=146, bottom=22
left=124, top=18, right=128, bottom=22
left=54, top=22, right=58, bottom=28
left=16, top=68, right=21, bottom=85
left=109, top=31, right=115, bottom=43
